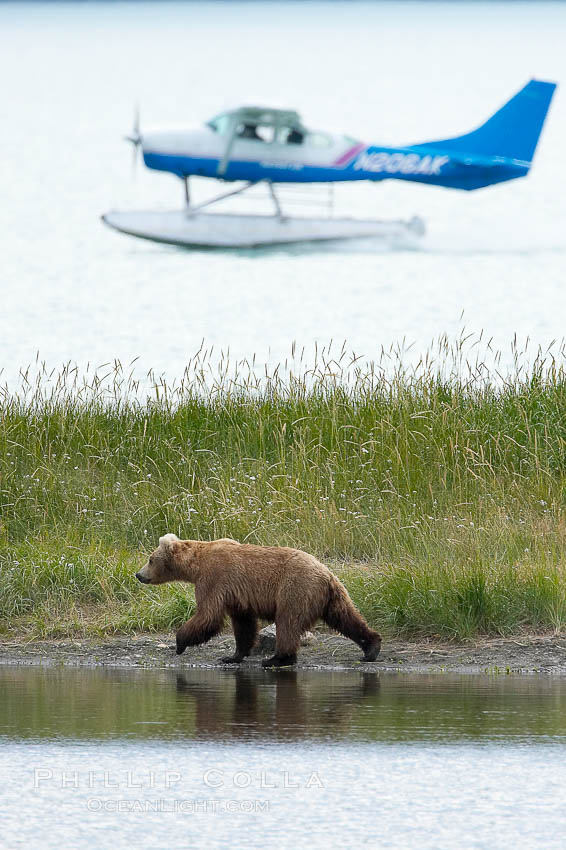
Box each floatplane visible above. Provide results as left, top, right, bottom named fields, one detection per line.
left=102, top=79, right=556, bottom=249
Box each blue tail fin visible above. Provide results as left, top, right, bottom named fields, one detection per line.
left=420, top=79, right=556, bottom=163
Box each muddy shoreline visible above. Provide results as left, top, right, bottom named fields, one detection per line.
left=2, top=630, right=566, bottom=674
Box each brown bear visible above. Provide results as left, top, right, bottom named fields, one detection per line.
left=136, top=534, right=382, bottom=667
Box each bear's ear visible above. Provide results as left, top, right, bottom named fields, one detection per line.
left=159, top=533, right=180, bottom=551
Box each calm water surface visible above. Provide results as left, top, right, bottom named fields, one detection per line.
left=1, top=666, right=566, bottom=848
left=1, top=1, right=566, bottom=384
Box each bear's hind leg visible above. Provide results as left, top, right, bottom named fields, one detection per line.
left=221, top=613, right=258, bottom=664
left=261, top=614, right=308, bottom=668
left=262, top=653, right=297, bottom=668
left=323, top=590, right=381, bottom=662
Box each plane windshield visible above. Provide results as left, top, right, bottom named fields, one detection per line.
left=207, top=114, right=231, bottom=134
left=207, top=114, right=276, bottom=142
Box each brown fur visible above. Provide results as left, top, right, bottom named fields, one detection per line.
left=136, top=534, right=381, bottom=666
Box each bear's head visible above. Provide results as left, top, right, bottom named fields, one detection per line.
left=136, top=533, right=182, bottom=585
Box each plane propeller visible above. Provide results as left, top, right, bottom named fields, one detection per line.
left=125, top=105, right=142, bottom=173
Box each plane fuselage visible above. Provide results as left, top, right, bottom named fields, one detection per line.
left=140, top=125, right=526, bottom=191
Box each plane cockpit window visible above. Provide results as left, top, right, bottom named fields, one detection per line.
left=277, top=126, right=305, bottom=145
left=305, top=132, right=332, bottom=149
left=236, top=123, right=274, bottom=143
left=207, top=115, right=320, bottom=147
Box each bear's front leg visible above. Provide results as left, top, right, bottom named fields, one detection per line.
left=176, top=612, right=223, bottom=655
left=221, top=613, right=258, bottom=664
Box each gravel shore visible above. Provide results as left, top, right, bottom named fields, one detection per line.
left=2, top=630, right=566, bottom=674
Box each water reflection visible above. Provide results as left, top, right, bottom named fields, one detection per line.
left=2, top=666, right=566, bottom=743
left=174, top=669, right=380, bottom=740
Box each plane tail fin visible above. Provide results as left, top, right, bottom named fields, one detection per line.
left=419, top=79, right=556, bottom=163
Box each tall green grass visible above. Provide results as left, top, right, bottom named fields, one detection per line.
left=2, top=337, right=566, bottom=639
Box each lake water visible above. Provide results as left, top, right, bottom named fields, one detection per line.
left=1, top=666, right=566, bottom=849
left=1, top=1, right=566, bottom=388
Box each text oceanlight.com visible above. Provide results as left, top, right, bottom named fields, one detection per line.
left=86, top=799, right=270, bottom=813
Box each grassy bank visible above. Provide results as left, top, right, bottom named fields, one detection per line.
left=2, top=341, right=566, bottom=639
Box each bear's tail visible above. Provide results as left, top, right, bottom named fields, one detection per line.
left=323, top=576, right=381, bottom=661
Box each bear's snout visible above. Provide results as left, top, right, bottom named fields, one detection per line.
left=135, top=571, right=151, bottom=584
